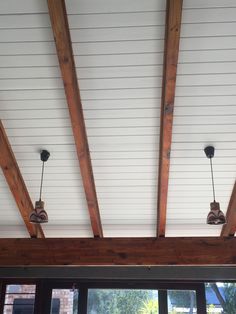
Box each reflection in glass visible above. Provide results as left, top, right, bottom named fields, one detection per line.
left=50, top=289, right=79, bottom=314
left=168, top=290, right=197, bottom=314
left=87, top=289, right=159, bottom=314
left=205, top=282, right=236, bottom=314
left=3, top=285, right=36, bottom=314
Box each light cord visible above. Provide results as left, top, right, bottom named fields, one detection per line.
left=39, top=161, right=45, bottom=201
left=209, top=157, right=216, bottom=202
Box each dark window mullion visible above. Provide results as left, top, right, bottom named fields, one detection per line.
left=35, top=282, right=52, bottom=314
left=158, top=290, right=168, bottom=314
left=78, top=286, right=88, bottom=314
left=34, top=280, right=43, bottom=314
left=0, top=283, right=6, bottom=314
left=196, top=284, right=207, bottom=314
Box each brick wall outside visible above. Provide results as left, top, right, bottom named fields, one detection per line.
left=52, top=289, right=75, bottom=314
left=4, top=284, right=36, bottom=314
left=3, top=284, right=77, bottom=314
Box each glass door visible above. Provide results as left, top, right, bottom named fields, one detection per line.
left=45, top=283, right=206, bottom=314
left=50, top=289, right=78, bottom=314
left=87, top=288, right=159, bottom=313
left=167, top=289, right=197, bottom=314
left=41, top=283, right=80, bottom=314
left=2, top=284, right=36, bottom=314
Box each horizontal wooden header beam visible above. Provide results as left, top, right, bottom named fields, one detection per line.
left=0, top=237, right=236, bottom=266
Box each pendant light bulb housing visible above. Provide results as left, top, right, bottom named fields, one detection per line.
left=29, top=150, right=50, bottom=224
left=204, top=146, right=226, bottom=225
left=207, top=201, right=226, bottom=225
left=30, top=200, right=48, bottom=224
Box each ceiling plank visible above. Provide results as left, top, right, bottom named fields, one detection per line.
left=47, top=0, right=103, bottom=237
left=221, top=182, right=236, bottom=237
left=0, top=237, right=235, bottom=266
left=157, top=0, right=183, bottom=237
left=0, top=120, right=44, bottom=238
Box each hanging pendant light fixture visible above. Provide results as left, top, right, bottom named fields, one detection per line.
left=204, top=146, right=226, bottom=225
left=29, top=150, right=50, bottom=224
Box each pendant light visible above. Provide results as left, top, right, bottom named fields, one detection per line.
left=29, top=150, right=50, bottom=224
left=204, top=146, right=226, bottom=225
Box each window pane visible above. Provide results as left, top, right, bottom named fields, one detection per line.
left=205, top=282, right=236, bottom=314
left=50, top=289, right=79, bottom=314
left=168, top=290, right=197, bottom=314
left=3, top=284, right=36, bottom=314
left=87, top=289, right=159, bottom=314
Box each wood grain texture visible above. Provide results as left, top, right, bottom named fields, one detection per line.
left=0, top=121, right=44, bottom=238
left=0, top=237, right=236, bottom=266
left=221, top=182, right=236, bottom=237
left=157, top=0, right=183, bottom=237
left=47, top=0, right=103, bottom=237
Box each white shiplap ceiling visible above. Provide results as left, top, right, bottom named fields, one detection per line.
left=0, top=0, right=93, bottom=238
left=67, top=0, right=165, bottom=236
left=166, top=0, right=236, bottom=236
left=0, top=0, right=235, bottom=237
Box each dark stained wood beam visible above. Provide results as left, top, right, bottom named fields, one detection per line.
left=0, top=121, right=44, bottom=238
left=0, top=237, right=236, bottom=266
left=157, top=0, right=183, bottom=237
left=221, top=182, right=236, bottom=237
left=47, top=0, right=103, bottom=237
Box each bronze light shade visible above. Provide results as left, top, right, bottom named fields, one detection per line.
left=29, top=200, right=48, bottom=224
left=29, top=150, right=50, bottom=224
left=207, top=201, right=226, bottom=225
left=204, top=146, right=226, bottom=225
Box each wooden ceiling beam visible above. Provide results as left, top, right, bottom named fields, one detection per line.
left=47, top=0, right=103, bottom=237
left=0, top=237, right=235, bottom=266
left=221, top=182, right=236, bottom=237
left=0, top=121, right=44, bottom=238
left=157, top=0, right=183, bottom=237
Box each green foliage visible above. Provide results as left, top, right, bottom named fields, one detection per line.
left=208, top=283, right=236, bottom=314
left=87, top=289, right=154, bottom=314
left=139, top=299, right=158, bottom=314
left=222, top=283, right=236, bottom=314
left=207, top=304, right=216, bottom=313
left=168, top=290, right=196, bottom=307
